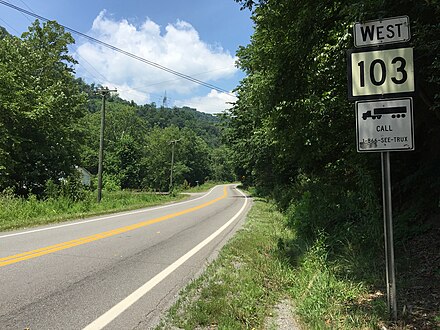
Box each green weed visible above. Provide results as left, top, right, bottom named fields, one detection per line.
left=158, top=199, right=294, bottom=329
left=158, top=197, right=386, bottom=330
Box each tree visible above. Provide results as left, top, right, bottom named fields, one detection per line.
left=78, top=90, right=228, bottom=191
left=0, top=26, right=10, bottom=39
left=229, top=0, right=440, bottom=241
left=140, top=126, right=212, bottom=191
left=177, top=128, right=212, bottom=185
left=210, top=145, right=235, bottom=182
left=142, top=126, right=182, bottom=191
left=79, top=97, right=149, bottom=190
left=0, top=20, right=86, bottom=195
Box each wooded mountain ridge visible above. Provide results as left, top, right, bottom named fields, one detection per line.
left=0, top=22, right=232, bottom=195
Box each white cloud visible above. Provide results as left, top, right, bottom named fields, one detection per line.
left=174, top=90, right=237, bottom=114
left=75, top=11, right=238, bottom=105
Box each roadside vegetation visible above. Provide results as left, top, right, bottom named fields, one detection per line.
left=0, top=20, right=235, bottom=231
left=223, top=0, right=439, bottom=328
left=0, top=181, right=225, bottom=232
left=182, top=181, right=232, bottom=193
left=158, top=195, right=388, bottom=330
left=0, top=20, right=235, bottom=199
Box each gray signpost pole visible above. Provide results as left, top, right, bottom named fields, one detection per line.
left=381, top=151, right=397, bottom=320
left=350, top=16, right=413, bottom=320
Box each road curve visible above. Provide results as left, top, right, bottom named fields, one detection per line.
left=0, top=184, right=251, bottom=329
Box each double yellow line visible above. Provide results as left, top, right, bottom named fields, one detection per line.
left=0, top=187, right=228, bottom=268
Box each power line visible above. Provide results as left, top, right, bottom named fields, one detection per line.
left=0, top=0, right=235, bottom=96
left=4, top=0, right=109, bottom=85
left=17, top=0, right=33, bottom=13
left=0, top=16, right=19, bottom=34
left=74, top=51, right=110, bottom=84
left=13, top=0, right=33, bottom=23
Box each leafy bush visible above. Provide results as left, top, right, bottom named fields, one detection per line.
left=44, top=173, right=88, bottom=202
left=102, top=174, right=121, bottom=192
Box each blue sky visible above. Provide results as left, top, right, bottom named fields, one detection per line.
left=0, top=0, right=254, bottom=113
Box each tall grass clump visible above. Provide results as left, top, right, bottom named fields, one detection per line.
left=281, top=169, right=383, bottom=283
left=286, top=234, right=385, bottom=329
left=275, top=170, right=388, bottom=328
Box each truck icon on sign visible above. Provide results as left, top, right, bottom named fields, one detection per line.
left=362, top=106, right=407, bottom=120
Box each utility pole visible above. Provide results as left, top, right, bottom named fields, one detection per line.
left=96, top=87, right=117, bottom=203
left=169, top=139, right=181, bottom=192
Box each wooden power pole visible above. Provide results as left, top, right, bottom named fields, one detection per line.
left=96, top=87, right=117, bottom=203
left=169, top=139, right=181, bottom=192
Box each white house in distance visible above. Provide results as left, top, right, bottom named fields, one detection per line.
left=76, top=166, right=92, bottom=187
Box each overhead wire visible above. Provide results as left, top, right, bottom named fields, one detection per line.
left=12, top=0, right=32, bottom=23
left=115, top=67, right=236, bottom=96
left=0, top=16, right=19, bottom=34
left=0, top=0, right=236, bottom=97
left=73, top=52, right=110, bottom=85
left=5, top=0, right=110, bottom=86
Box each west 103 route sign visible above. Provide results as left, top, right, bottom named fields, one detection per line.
left=356, top=98, right=414, bottom=152
left=347, top=47, right=414, bottom=100
left=348, top=16, right=414, bottom=100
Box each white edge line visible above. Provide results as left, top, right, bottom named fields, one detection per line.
left=0, top=185, right=222, bottom=239
left=82, top=186, right=249, bottom=330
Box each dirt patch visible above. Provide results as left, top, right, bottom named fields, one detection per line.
left=264, top=299, right=301, bottom=330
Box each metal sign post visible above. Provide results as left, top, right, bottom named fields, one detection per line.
left=381, top=151, right=397, bottom=319
left=348, top=15, right=414, bottom=321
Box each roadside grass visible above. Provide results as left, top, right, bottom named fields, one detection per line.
left=0, top=181, right=230, bottom=232
left=0, top=190, right=185, bottom=232
left=157, top=196, right=386, bottom=330
left=157, top=197, right=294, bottom=329
left=287, top=237, right=386, bottom=329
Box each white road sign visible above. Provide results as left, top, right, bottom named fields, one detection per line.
left=348, top=47, right=414, bottom=99
left=356, top=98, right=414, bottom=152
left=354, top=16, right=410, bottom=48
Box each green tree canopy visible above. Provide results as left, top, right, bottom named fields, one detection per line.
left=229, top=0, right=440, bottom=240
left=0, top=20, right=86, bottom=195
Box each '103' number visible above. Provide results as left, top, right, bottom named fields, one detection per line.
left=358, top=57, right=407, bottom=87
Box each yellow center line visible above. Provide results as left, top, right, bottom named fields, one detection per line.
left=0, top=186, right=228, bottom=267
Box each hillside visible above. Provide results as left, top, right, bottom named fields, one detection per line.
left=0, top=22, right=233, bottom=196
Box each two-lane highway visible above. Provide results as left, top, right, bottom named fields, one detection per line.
left=0, top=184, right=250, bottom=329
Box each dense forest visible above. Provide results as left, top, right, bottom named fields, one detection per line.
left=229, top=0, right=439, bottom=243
left=227, top=1, right=440, bottom=323
left=0, top=20, right=234, bottom=197
left=225, top=3, right=440, bottom=320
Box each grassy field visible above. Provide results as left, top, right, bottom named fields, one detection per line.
left=157, top=196, right=387, bottom=330
left=0, top=182, right=231, bottom=232
left=0, top=189, right=187, bottom=232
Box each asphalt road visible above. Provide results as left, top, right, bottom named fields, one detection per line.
left=0, top=184, right=251, bottom=329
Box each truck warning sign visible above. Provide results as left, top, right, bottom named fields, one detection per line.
left=356, top=98, right=414, bottom=152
